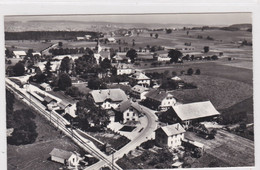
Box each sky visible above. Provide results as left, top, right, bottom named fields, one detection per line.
left=5, top=13, right=251, bottom=26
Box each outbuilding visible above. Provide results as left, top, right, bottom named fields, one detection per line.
left=49, top=148, right=80, bottom=167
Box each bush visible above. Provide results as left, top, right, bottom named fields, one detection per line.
left=195, top=69, right=201, bottom=75
left=140, top=139, right=155, bottom=149
left=187, top=68, right=194, bottom=75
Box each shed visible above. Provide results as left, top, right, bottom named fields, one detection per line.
left=49, top=148, right=79, bottom=167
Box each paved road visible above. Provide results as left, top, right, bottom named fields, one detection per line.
left=87, top=103, right=158, bottom=170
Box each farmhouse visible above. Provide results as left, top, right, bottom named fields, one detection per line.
left=116, top=63, right=133, bottom=75
left=49, top=148, right=80, bottom=167
left=129, top=72, right=151, bottom=87
left=145, top=89, right=176, bottom=111
left=89, top=88, right=128, bottom=110
left=114, top=100, right=142, bottom=123
left=131, top=85, right=149, bottom=100
left=155, top=123, right=185, bottom=148
left=170, top=101, right=220, bottom=129
left=40, top=82, right=52, bottom=91
left=13, top=50, right=26, bottom=58
left=157, top=53, right=171, bottom=62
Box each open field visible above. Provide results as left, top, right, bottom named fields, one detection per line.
left=170, top=74, right=253, bottom=110
left=185, top=130, right=254, bottom=167
left=8, top=99, right=84, bottom=170
left=5, top=40, right=52, bottom=52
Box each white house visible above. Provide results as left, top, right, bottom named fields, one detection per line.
left=107, top=37, right=117, bottom=43
left=131, top=85, right=149, bottom=100
left=49, top=148, right=80, bottom=167
left=40, top=83, right=52, bottom=91
left=115, top=100, right=142, bottom=123
left=13, top=50, right=26, bottom=58
left=32, top=52, right=41, bottom=57
left=145, top=89, right=177, bottom=111
left=76, top=37, right=85, bottom=41
left=85, top=35, right=92, bottom=40
left=157, top=54, right=171, bottom=62
left=89, top=88, right=128, bottom=110
left=129, top=72, right=151, bottom=87
left=155, top=123, right=185, bottom=148
left=116, top=63, right=133, bottom=75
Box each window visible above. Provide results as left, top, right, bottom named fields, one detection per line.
left=133, top=113, right=135, bottom=116
left=127, top=112, right=129, bottom=116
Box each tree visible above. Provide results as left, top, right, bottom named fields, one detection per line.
left=66, top=86, right=80, bottom=97
left=150, top=33, right=153, bottom=37
left=126, top=49, right=137, bottom=63
left=172, top=71, right=177, bottom=77
left=100, top=58, right=111, bottom=71
left=44, top=60, right=52, bottom=78
left=166, top=29, right=172, bottom=34
left=58, top=73, right=72, bottom=90
left=13, top=62, right=25, bottom=76
left=58, top=41, right=63, bottom=47
left=155, top=33, right=159, bottom=39
left=88, top=78, right=107, bottom=90
left=60, top=56, right=71, bottom=73
left=211, top=55, right=218, bottom=60
left=5, top=49, right=12, bottom=58
left=195, top=69, right=201, bottom=75
left=204, top=46, right=209, bottom=53
left=187, top=68, right=194, bottom=75
left=168, top=49, right=182, bottom=63
left=186, top=31, right=189, bottom=35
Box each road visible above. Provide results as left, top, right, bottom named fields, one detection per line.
left=87, top=103, right=158, bottom=170
left=6, top=78, right=122, bottom=170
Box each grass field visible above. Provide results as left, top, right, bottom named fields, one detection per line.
left=8, top=99, right=84, bottom=170
left=5, top=40, right=52, bottom=52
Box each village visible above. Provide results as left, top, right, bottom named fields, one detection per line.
left=5, top=16, right=254, bottom=170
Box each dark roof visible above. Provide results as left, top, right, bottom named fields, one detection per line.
left=145, top=89, right=174, bottom=102
left=115, top=100, right=143, bottom=113
left=172, top=101, right=220, bottom=121
left=44, top=96, right=57, bottom=103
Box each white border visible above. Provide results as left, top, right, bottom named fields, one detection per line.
left=0, top=1, right=259, bottom=170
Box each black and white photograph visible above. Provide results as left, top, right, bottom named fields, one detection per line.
left=2, top=1, right=258, bottom=170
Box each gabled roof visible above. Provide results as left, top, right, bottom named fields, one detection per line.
left=171, top=76, right=182, bottom=81
left=172, top=101, right=220, bottom=121
left=115, top=100, right=143, bottom=113
left=90, top=88, right=128, bottom=103
left=131, top=85, right=149, bottom=94
left=49, top=148, right=74, bottom=160
left=158, top=123, right=186, bottom=136
left=13, top=51, right=26, bottom=56
left=58, top=100, right=72, bottom=109
left=44, top=96, right=57, bottom=103
left=130, top=72, right=150, bottom=80
left=40, top=82, right=51, bottom=88
left=145, top=89, right=173, bottom=102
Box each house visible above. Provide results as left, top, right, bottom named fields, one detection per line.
left=58, top=101, right=77, bottom=118
left=114, top=100, right=142, bottom=123
left=116, top=63, right=133, bottom=75
left=32, top=52, right=41, bottom=57
left=49, top=148, right=80, bottom=167
left=155, top=123, right=186, bottom=148
left=131, top=85, right=149, bottom=100
left=13, top=50, right=26, bottom=58
left=89, top=88, right=128, bottom=110
left=27, top=65, right=41, bottom=74
left=170, top=101, right=220, bottom=129
left=157, top=54, right=171, bottom=62
left=171, top=76, right=182, bottom=81
left=145, top=89, right=176, bottom=111
left=129, top=72, right=151, bottom=87
left=40, top=82, right=52, bottom=91
left=85, top=35, right=92, bottom=40
left=107, top=37, right=117, bottom=43
left=76, top=37, right=85, bottom=41
left=113, top=53, right=131, bottom=63
left=42, top=96, right=59, bottom=111
left=172, top=161, right=183, bottom=168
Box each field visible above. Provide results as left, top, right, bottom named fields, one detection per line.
left=8, top=98, right=84, bottom=170
left=185, top=130, right=254, bottom=167
left=5, top=40, right=52, bottom=52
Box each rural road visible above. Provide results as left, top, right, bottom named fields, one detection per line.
left=86, top=103, right=158, bottom=170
